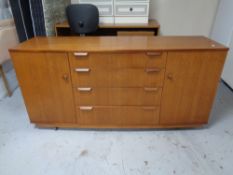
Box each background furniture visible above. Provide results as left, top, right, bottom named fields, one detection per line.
left=55, top=19, right=160, bottom=36
left=79, top=0, right=114, bottom=24
left=211, top=0, right=233, bottom=89
left=66, top=4, right=99, bottom=35
left=10, top=36, right=228, bottom=128
left=78, top=0, right=150, bottom=24
left=0, top=19, right=19, bottom=96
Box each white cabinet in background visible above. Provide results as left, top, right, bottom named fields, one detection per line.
left=77, top=0, right=150, bottom=24
left=114, top=3, right=149, bottom=23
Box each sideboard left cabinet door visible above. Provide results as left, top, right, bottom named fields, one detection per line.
left=160, top=51, right=227, bottom=125
left=11, top=52, right=76, bottom=124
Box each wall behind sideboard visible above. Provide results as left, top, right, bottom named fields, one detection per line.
left=150, top=0, right=219, bottom=36
left=71, top=0, right=219, bottom=36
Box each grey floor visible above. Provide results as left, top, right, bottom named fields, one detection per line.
left=0, top=82, right=233, bottom=175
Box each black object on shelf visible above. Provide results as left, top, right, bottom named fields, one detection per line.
left=66, top=4, right=99, bottom=35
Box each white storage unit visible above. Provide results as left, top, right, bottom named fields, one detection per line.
left=114, top=0, right=149, bottom=24
left=78, top=0, right=150, bottom=24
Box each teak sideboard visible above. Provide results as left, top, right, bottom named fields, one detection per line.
left=10, top=36, right=228, bottom=129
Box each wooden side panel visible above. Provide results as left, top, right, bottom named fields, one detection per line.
left=160, top=51, right=227, bottom=125
left=11, top=52, right=76, bottom=123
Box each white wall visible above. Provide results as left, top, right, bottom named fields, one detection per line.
left=211, top=0, right=233, bottom=88
left=211, top=0, right=233, bottom=45
left=149, top=0, right=219, bottom=36
left=222, top=36, right=233, bottom=88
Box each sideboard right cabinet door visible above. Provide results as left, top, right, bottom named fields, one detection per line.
left=160, top=51, right=227, bottom=125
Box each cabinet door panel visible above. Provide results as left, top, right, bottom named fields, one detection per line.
left=160, top=51, right=227, bottom=125
left=11, top=52, right=76, bottom=123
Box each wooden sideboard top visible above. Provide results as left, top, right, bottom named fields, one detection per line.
left=10, top=36, right=228, bottom=52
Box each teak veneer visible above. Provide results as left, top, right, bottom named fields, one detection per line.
left=10, top=36, right=228, bottom=129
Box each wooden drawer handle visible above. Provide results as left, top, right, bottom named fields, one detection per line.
left=75, top=68, right=90, bottom=73
left=145, top=68, right=161, bottom=73
left=142, top=107, right=156, bottom=111
left=146, top=52, right=162, bottom=56
left=144, top=87, right=158, bottom=92
left=78, top=87, right=92, bottom=92
left=80, top=106, right=93, bottom=111
left=74, top=52, right=88, bottom=57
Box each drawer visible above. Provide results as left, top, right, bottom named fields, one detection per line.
left=69, top=52, right=167, bottom=69
left=77, top=106, right=160, bottom=126
left=115, top=16, right=148, bottom=24
left=79, top=0, right=113, bottom=2
left=115, top=4, right=149, bottom=16
left=71, top=68, right=165, bottom=87
left=115, top=0, right=149, bottom=2
left=96, top=4, right=113, bottom=16
left=79, top=1, right=113, bottom=16
left=74, top=87, right=162, bottom=106
left=99, top=17, right=114, bottom=24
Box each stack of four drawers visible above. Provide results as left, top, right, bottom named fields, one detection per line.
left=69, top=52, right=166, bottom=127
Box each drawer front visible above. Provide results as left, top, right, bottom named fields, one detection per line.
left=99, top=17, right=114, bottom=23
left=114, top=16, right=148, bottom=24
left=71, top=68, right=165, bottom=87
left=77, top=106, right=160, bottom=126
left=75, top=87, right=162, bottom=106
left=79, top=1, right=113, bottom=16
left=69, top=52, right=167, bottom=69
left=115, top=4, right=149, bottom=16
left=115, top=0, right=149, bottom=2
left=96, top=4, right=113, bottom=16
left=79, top=0, right=113, bottom=2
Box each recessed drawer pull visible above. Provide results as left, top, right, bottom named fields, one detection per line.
left=78, top=87, right=92, bottom=92
left=80, top=106, right=93, bottom=111
left=75, top=68, right=90, bottom=73
left=144, top=87, right=158, bottom=92
left=74, top=52, right=88, bottom=57
left=142, top=107, right=156, bottom=111
left=146, top=52, right=162, bottom=56
left=145, top=68, right=161, bottom=73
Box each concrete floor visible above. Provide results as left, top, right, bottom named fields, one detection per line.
left=0, top=83, right=233, bottom=175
